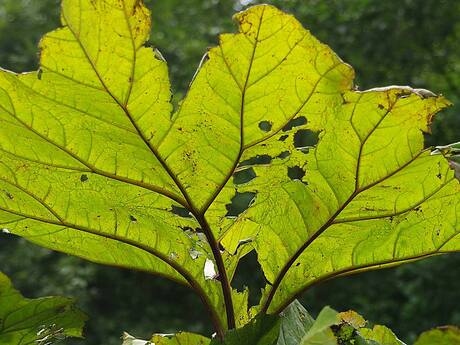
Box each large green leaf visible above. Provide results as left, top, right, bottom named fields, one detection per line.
left=0, top=0, right=459, bottom=338
left=0, top=272, right=86, bottom=344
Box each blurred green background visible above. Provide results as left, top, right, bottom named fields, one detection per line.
left=0, top=0, right=459, bottom=344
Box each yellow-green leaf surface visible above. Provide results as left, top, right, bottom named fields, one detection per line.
left=0, top=272, right=86, bottom=344
left=0, top=0, right=459, bottom=336
left=0, top=0, right=228, bottom=333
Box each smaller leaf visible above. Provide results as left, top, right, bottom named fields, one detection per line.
left=414, top=326, right=460, bottom=345
left=339, top=310, right=367, bottom=329
left=433, top=142, right=460, bottom=156
left=122, top=332, right=152, bottom=345
left=122, top=332, right=210, bottom=345
left=210, top=315, right=280, bottom=345
left=0, top=272, right=87, bottom=345
left=359, top=325, right=406, bottom=345
left=152, top=332, right=210, bottom=345
left=300, top=306, right=341, bottom=345
left=277, top=300, right=315, bottom=345
left=432, top=142, right=460, bottom=179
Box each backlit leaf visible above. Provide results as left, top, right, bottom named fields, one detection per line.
left=0, top=0, right=458, bottom=337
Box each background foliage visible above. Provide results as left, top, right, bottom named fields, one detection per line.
left=0, top=0, right=459, bottom=344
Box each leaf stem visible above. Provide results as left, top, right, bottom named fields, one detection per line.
left=197, top=214, right=236, bottom=330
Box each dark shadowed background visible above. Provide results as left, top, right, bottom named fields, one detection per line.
left=0, top=0, right=459, bottom=344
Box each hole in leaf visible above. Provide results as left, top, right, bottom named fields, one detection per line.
left=294, top=129, right=319, bottom=149
left=288, top=166, right=306, bottom=181
left=189, top=248, right=202, bottom=260
left=232, top=251, right=267, bottom=306
left=277, top=151, right=290, bottom=159
left=282, top=116, right=307, bottom=132
left=129, top=215, right=137, bottom=222
left=80, top=174, right=89, bottom=182
left=5, top=192, right=14, bottom=200
left=239, top=154, right=272, bottom=167
left=171, top=205, right=192, bottom=218
left=233, top=168, right=256, bottom=185
left=225, top=192, right=256, bottom=218
left=279, top=134, right=289, bottom=142
left=258, top=121, right=272, bottom=132
left=204, top=258, right=219, bottom=280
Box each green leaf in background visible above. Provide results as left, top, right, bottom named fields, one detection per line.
left=0, top=272, right=86, bottom=344
left=414, top=326, right=460, bottom=345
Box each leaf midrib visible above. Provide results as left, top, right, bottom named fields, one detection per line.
left=200, top=7, right=266, bottom=214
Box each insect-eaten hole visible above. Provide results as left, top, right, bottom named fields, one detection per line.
left=231, top=251, right=267, bottom=306
left=233, top=167, right=256, bottom=185
left=129, top=215, right=138, bottom=223
left=279, top=134, right=289, bottom=142
left=294, top=129, right=319, bottom=152
left=239, top=154, right=273, bottom=168
left=171, top=205, right=192, bottom=218
left=282, top=116, right=307, bottom=132
left=80, top=174, right=89, bottom=182
left=225, top=192, right=256, bottom=218
left=288, top=166, right=306, bottom=181
left=258, top=120, right=272, bottom=132
left=277, top=151, right=290, bottom=160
